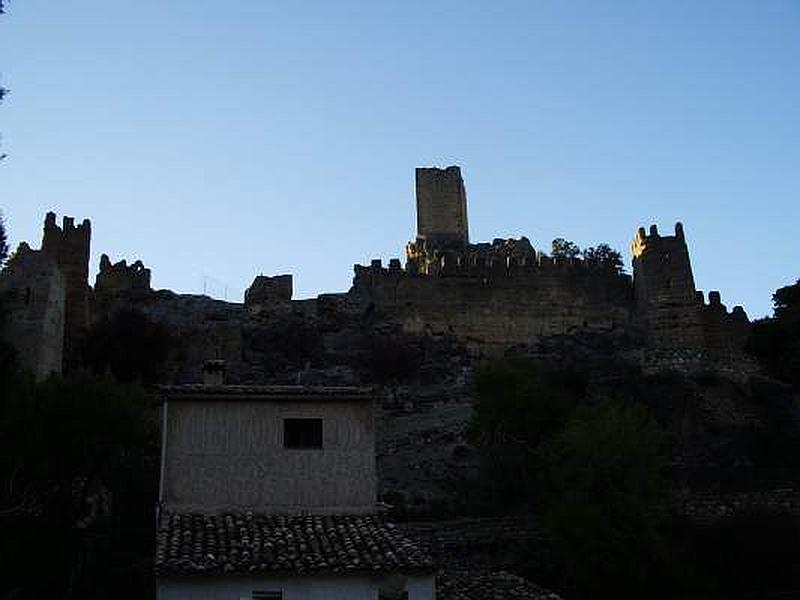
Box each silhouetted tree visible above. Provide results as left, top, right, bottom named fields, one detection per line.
left=747, top=279, right=800, bottom=389
left=0, top=371, right=158, bottom=599
left=551, top=238, right=581, bottom=260
left=539, top=400, right=666, bottom=598
left=582, top=243, right=624, bottom=273
left=78, top=308, right=173, bottom=383
left=469, top=358, right=587, bottom=502
left=0, top=1, right=7, bottom=162
left=0, top=210, right=8, bottom=266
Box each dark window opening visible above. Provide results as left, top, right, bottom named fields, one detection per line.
left=24, top=287, right=32, bottom=305
left=283, top=418, right=323, bottom=449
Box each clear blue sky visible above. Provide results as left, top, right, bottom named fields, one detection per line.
left=2, top=1, right=798, bottom=317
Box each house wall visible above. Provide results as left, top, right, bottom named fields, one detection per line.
left=157, top=574, right=436, bottom=600
left=162, top=397, right=377, bottom=513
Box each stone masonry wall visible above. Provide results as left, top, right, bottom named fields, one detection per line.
left=632, top=222, right=750, bottom=353
left=95, top=253, right=151, bottom=298
left=0, top=243, right=65, bottom=379
left=41, top=212, right=91, bottom=358
left=244, top=274, right=293, bottom=312
left=353, top=256, right=633, bottom=351
left=415, top=167, right=469, bottom=245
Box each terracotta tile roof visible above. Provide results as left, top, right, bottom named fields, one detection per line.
left=156, top=512, right=435, bottom=577
left=157, top=384, right=373, bottom=402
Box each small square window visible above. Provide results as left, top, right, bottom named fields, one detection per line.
left=283, top=418, right=323, bottom=449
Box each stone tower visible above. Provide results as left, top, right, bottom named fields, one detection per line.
left=41, top=212, right=91, bottom=360
left=631, top=222, right=704, bottom=348
left=415, top=166, right=469, bottom=246
left=0, top=243, right=65, bottom=379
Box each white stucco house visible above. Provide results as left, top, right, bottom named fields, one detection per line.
left=155, top=381, right=436, bottom=600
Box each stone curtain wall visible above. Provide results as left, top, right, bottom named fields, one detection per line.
left=163, top=398, right=377, bottom=513
left=354, top=258, right=633, bottom=350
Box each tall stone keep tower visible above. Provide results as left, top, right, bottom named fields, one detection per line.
left=41, top=212, right=91, bottom=360
left=631, top=222, right=704, bottom=348
left=415, top=166, right=469, bottom=245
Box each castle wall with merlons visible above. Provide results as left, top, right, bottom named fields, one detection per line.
left=353, top=258, right=634, bottom=350
left=631, top=223, right=750, bottom=353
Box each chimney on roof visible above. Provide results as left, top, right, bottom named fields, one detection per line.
left=202, top=359, right=226, bottom=385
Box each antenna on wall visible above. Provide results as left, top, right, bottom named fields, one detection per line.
left=200, top=273, right=240, bottom=301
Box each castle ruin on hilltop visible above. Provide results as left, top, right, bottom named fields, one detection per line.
left=352, top=166, right=749, bottom=354
left=0, top=166, right=751, bottom=381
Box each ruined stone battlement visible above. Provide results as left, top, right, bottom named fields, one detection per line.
left=95, top=253, right=152, bottom=297
left=351, top=182, right=749, bottom=355
left=696, top=289, right=747, bottom=318
left=353, top=245, right=633, bottom=349
left=244, top=274, right=293, bottom=313
left=631, top=220, right=749, bottom=351
left=41, top=211, right=91, bottom=357
left=357, top=248, right=629, bottom=283
left=2, top=167, right=754, bottom=380
left=631, top=222, right=686, bottom=254
left=43, top=211, right=91, bottom=245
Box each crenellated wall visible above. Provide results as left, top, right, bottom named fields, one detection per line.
left=353, top=251, right=633, bottom=350
left=3, top=167, right=755, bottom=380
left=632, top=222, right=750, bottom=352
left=697, top=289, right=750, bottom=352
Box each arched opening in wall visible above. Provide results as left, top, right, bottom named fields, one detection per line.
left=24, top=287, right=32, bottom=305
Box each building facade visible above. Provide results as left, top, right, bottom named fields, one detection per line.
left=156, top=383, right=436, bottom=600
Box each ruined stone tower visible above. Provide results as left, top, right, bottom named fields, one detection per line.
left=415, top=166, right=469, bottom=246
left=0, top=243, right=65, bottom=379
left=41, top=212, right=91, bottom=359
left=631, top=222, right=705, bottom=348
